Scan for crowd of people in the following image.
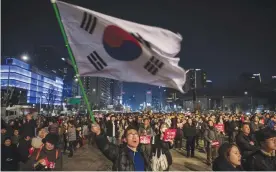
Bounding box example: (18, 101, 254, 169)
(1, 111, 276, 171)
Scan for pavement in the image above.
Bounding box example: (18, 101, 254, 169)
(63, 143, 211, 171)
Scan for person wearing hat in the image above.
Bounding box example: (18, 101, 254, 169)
(244, 127, 276, 171)
(28, 133, 62, 171)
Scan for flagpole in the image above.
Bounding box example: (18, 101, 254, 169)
(50, 0, 95, 123)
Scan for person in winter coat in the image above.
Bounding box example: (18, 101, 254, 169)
(139, 118, 154, 159)
(1, 137, 19, 171)
(212, 143, 243, 171)
(92, 124, 151, 171)
(20, 114, 36, 138)
(228, 117, 239, 143)
(18, 133, 32, 170)
(183, 118, 197, 157)
(175, 118, 184, 149)
(28, 133, 63, 171)
(204, 120, 221, 165)
(18, 133, 32, 162)
(195, 117, 203, 149)
(67, 120, 76, 158)
(1, 126, 9, 144)
(48, 120, 59, 135)
(244, 127, 276, 171)
(11, 129, 20, 146)
(118, 119, 128, 144)
(151, 123, 173, 171)
(106, 116, 119, 144)
(235, 123, 258, 159)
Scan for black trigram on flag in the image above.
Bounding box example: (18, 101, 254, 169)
(80, 12, 98, 34)
(87, 51, 108, 71)
(130, 32, 151, 49)
(144, 56, 164, 75)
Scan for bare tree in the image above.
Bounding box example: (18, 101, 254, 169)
(2, 87, 15, 107)
(43, 85, 58, 112)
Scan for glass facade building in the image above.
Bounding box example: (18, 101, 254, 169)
(1, 58, 63, 105)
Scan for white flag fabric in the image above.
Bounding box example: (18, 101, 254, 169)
(56, 1, 186, 92)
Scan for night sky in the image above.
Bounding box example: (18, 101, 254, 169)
(2, 0, 276, 99)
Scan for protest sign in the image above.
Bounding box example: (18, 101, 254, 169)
(215, 124, 225, 132)
(163, 129, 177, 142)
(140, 135, 151, 144)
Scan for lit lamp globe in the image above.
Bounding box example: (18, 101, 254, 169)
(22, 55, 29, 61)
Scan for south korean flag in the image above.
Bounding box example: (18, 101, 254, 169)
(56, 0, 186, 92)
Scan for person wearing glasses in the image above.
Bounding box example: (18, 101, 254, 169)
(244, 127, 276, 171)
(91, 124, 151, 171)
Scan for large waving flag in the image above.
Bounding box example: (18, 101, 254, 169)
(56, 1, 186, 93)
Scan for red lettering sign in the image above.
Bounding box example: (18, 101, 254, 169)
(163, 129, 177, 142)
(140, 135, 151, 144)
(215, 124, 225, 132)
(211, 140, 220, 147)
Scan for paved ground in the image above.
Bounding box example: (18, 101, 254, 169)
(63, 143, 211, 171)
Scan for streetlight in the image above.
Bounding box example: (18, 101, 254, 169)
(21, 55, 29, 61)
(61, 57, 65, 61)
(75, 78, 78, 82)
(253, 73, 262, 83)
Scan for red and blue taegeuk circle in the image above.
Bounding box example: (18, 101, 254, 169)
(103, 25, 142, 61)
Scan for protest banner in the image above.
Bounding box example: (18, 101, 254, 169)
(140, 135, 151, 144)
(163, 129, 177, 142)
(215, 124, 225, 132)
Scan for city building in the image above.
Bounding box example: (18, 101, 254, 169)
(63, 79, 80, 99)
(184, 69, 207, 92)
(238, 72, 262, 90)
(145, 89, 152, 107)
(71, 80, 80, 97)
(152, 96, 160, 110)
(110, 79, 123, 105)
(165, 88, 183, 110)
(1, 57, 63, 105)
(80, 76, 111, 109)
(182, 88, 272, 112)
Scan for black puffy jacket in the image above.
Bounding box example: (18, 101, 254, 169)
(235, 132, 258, 158)
(244, 150, 276, 171)
(95, 133, 151, 171)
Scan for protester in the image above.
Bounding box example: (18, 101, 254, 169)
(244, 127, 276, 171)
(1, 137, 19, 171)
(30, 133, 62, 171)
(18, 133, 32, 169)
(92, 124, 151, 171)
(183, 118, 196, 157)
(106, 116, 118, 144)
(204, 120, 221, 165)
(151, 123, 173, 171)
(212, 143, 243, 171)
(236, 123, 258, 159)
(67, 120, 76, 158)
(11, 129, 20, 146)
(139, 118, 154, 159)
